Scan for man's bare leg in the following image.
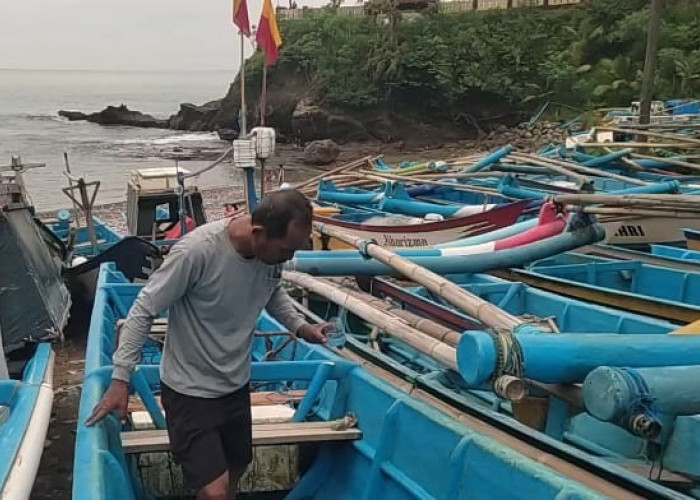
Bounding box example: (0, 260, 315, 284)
(228, 466, 247, 500)
(197, 471, 230, 500)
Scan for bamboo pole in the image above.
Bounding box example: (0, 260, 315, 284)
(293, 155, 377, 191)
(578, 207, 700, 219)
(311, 222, 523, 331)
(283, 271, 458, 369)
(511, 153, 650, 186)
(353, 171, 502, 196)
(629, 153, 700, 173)
(337, 283, 463, 347)
(507, 153, 590, 184)
(596, 127, 700, 146)
(576, 142, 698, 149)
(554, 193, 700, 206)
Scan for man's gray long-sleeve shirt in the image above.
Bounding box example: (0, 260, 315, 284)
(112, 219, 307, 398)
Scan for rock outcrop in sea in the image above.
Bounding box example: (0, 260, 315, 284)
(58, 105, 169, 128)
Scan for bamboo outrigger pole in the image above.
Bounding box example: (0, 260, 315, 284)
(283, 271, 458, 369)
(311, 222, 524, 331)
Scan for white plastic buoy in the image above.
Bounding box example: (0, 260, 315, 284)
(252, 127, 276, 160)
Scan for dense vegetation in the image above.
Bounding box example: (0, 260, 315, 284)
(245, 0, 700, 120)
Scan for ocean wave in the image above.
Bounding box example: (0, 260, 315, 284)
(115, 132, 221, 145)
(153, 132, 221, 144)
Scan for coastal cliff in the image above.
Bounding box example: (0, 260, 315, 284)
(60, 0, 700, 146)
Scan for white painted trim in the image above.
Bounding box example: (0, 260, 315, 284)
(2, 350, 55, 500)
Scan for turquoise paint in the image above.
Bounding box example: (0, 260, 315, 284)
(528, 252, 700, 308)
(584, 365, 700, 421)
(73, 264, 611, 500)
(457, 331, 700, 386)
(461, 145, 514, 173)
(0, 343, 53, 492)
(289, 223, 605, 276)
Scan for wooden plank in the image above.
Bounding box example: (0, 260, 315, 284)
(128, 390, 308, 414)
(122, 423, 362, 454)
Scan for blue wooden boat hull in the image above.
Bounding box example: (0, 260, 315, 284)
(306, 275, 693, 497)
(0, 344, 54, 499)
(528, 253, 700, 310)
(73, 264, 624, 499)
(347, 275, 700, 489)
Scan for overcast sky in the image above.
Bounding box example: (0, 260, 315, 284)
(0, 0, 330, 71)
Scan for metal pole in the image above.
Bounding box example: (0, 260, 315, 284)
(260, 63, 267, 126)
(240, 32, 248, 136)
(77, 178, 98, 251)
(63, 152, 80, 226)
(639, 0, 664, 127)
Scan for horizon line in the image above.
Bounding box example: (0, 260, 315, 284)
(0, 67, 235, 73)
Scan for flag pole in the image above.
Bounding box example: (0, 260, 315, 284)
(239, 31, 247, 136)
(260, 63, 267, 126)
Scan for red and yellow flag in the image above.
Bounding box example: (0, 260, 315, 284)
(256, 0, 283, 66)
(233, 0, 251, 37)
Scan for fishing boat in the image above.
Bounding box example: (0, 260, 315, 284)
(492, 252, 700, 323)
(1, 159, 67, 499)
(71, 263, 647, 499)
(576, 244, 700, 271)
(311, 197, 530, 250)
(290, 266, 700, 497)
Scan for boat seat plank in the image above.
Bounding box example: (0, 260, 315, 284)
(122, 422, 362, 453)
(127, 390, 307, 414)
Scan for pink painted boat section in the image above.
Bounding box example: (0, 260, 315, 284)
(494, 203, 568, 251)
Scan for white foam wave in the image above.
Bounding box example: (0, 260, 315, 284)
(152, 132, 221, 144)
(115, 132, 221, 145)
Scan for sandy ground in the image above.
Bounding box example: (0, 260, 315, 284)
(31, 336, 86, 499)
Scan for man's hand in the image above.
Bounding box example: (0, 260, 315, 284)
(296, 323, 335, 344)
(86, 379, 129, 426)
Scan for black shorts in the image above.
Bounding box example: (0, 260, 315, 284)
(160, 383, 253, 491)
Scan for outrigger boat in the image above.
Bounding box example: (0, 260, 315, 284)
(288, 267, 700, 496)
(1, 158, 67, 499)
(492, 252, 700, 323)
(74, 263, 682, 499)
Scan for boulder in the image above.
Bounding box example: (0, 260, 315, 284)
(168, 100, 222, 131)
(303, 140, 340, 165)
(291, 100, 369, 144)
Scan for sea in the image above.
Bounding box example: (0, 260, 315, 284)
(0, 69, 238, 211)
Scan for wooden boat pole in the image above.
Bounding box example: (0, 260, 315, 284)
(336, 283, 463, 347)
(507, 153, 590, 185)
(311, 222, 524, 331)
(510, 153, 650, 186)
(595, 126, 700, 146)
(574, 142, 698, 149)
(579, 207, 700, 219)
(283, 271, 458, 369)
(629, 153, 700, 173)
(293, 155, 377, 191)
(354, 171, 502, 196)
(554, 193, 700, 207)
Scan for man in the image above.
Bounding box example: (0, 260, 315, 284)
(87, 189, 332, 500)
